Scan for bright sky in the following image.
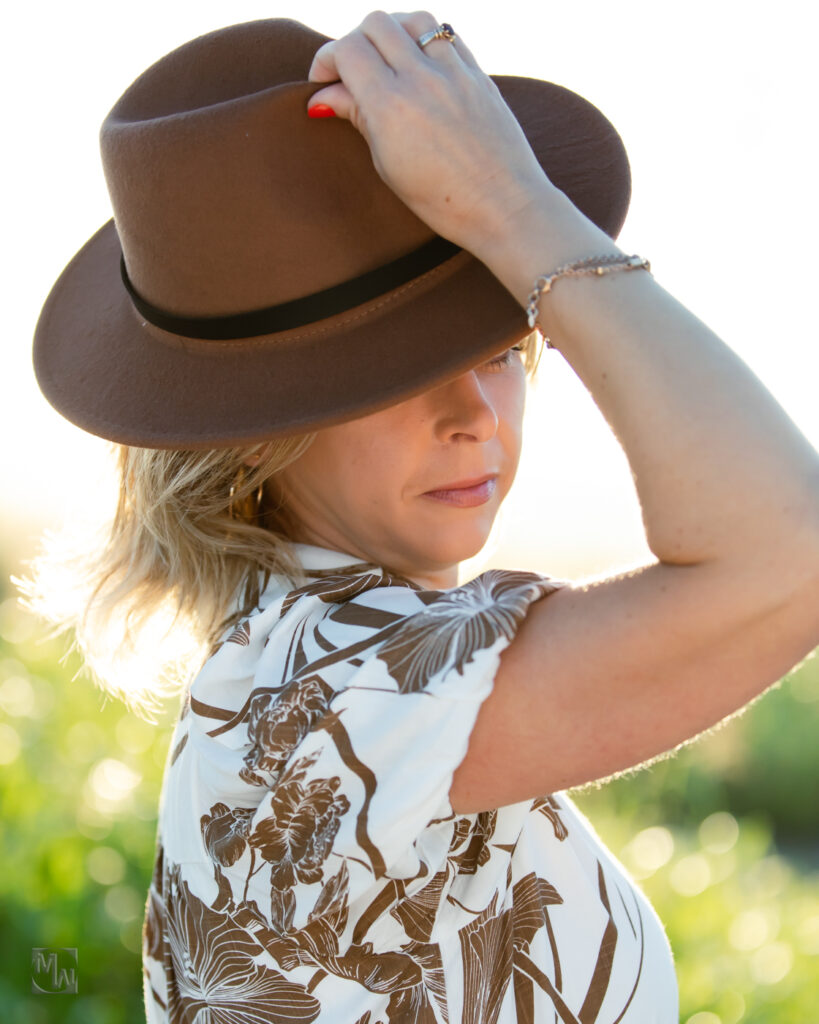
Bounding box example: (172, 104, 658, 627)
(4, 0, 817, 582)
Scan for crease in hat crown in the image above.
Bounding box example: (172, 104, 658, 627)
(101, 18, 443, 324)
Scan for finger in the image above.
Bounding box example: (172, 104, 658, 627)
(395, 11, 462, 69)
(307, 81, 357, 122)
(307, 19, 397, 84)
(392, 11, 483, 73)
(308, 39, 343, 84)
(357, 10, 462, 72)
(306, 31, 392, 122)
(353, 10, 434, 72)
(311, 45, 339, 84)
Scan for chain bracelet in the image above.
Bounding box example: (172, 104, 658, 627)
(525, 254, 652, 348)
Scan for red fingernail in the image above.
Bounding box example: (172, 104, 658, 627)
(308, 103, 337, 118)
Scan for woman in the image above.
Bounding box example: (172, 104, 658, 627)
(27, 12, 819, 1024)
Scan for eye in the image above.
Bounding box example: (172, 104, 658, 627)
(486, 343, 525, 369)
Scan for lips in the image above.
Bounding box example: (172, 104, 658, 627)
(421, 473, 498, 508)
(424, 473, 498, 492)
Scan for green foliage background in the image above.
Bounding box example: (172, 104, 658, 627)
(1, 575, 817, 1023)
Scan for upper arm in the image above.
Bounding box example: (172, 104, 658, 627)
(449, 551, 819, 815)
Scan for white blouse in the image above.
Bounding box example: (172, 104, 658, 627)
(142, 542, 679, 1022)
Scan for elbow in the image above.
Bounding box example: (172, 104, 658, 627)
(731, 488, 819, 587)
(797, 485, 819, 580)
(770, 519, 819, 610)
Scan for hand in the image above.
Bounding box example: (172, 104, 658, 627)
(307, 10, 553, 257)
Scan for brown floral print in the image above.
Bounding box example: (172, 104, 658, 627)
(281, 569, 419, 619)
(533, 795, 570, 841)
(375, 570, 560, 695)
(162, 858, 322, 1023)
(240, 678, 334, 787)
(448, 810, 499, 875)
(227, 620, 252, 646)
(249, 752, 350, 890)
(201, 803, 256, 868)
(142, 547, 677, 1023)
(390, 868, 451, 944)
(459, 892, 515, 1024)
(143, 843, 166, 965)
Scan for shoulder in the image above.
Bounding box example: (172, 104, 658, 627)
(280, 564, 564, 619)
(276, 565, 568, 694)
(197, 564, 567, 710)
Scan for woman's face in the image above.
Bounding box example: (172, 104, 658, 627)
(271, 345, 528, 589)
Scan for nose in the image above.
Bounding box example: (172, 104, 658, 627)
(430, 369, 499, 443)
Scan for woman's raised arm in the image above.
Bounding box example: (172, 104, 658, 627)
(450, 170, 819, 810)
(308, 11, 819, 811)
(472, 180, 819, 571)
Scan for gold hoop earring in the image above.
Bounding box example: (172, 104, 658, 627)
(228, 465, 245, 519)
(229, 467, 264, 521)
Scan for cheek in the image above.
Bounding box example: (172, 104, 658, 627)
(307, 422, 404, 508)
(493, 372, 527, 449)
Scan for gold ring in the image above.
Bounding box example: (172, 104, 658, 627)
(417, 23, 457, 49)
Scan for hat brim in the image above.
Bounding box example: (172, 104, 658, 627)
(33, 75, 631, 449)
(34, 219, 538, 448)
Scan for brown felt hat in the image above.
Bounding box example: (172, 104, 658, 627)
(33, 17, 632, 450)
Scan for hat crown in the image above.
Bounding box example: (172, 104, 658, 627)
(108, 19, 325, 122)
(100, 18, 435, 319)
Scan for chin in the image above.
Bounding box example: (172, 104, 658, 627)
(417, 521, 495, 569)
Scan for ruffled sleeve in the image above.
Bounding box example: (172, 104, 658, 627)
(193, 566, 567, 944)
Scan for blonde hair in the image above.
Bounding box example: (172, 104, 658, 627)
(19, 331, 543, 721)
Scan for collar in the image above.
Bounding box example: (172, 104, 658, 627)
(254, 544, 424, 616)
(290, 542, 375, 574)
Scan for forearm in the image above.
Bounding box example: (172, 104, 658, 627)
(473, 179, 819, 570)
